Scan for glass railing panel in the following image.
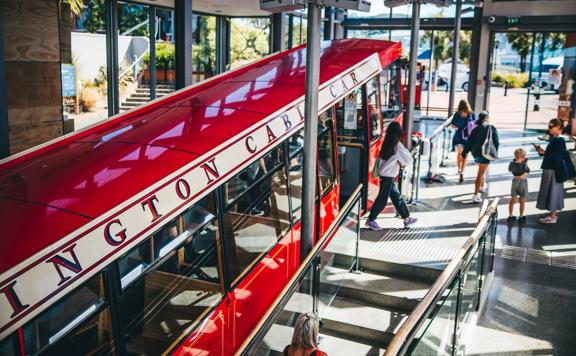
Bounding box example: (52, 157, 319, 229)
(253, 267, 315, 355)
(457, 245, 481, 332)
(409, 279, 459, 355)
(317, 199, 361, 318)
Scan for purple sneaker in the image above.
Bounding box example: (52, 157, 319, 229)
(365, 220, 382, 231)
(404, 217, 417, 228)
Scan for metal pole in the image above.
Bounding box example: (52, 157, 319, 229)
(105, 0, 119, 116)
(448, 0, 462, 118)
(426, 30, 434, 117)
(175, 0, 193, 89)
(524, 33, 537, 131)
(300, 1, 321, 261)
(149, 6, 156, 100)
(405, 1, 421, 150)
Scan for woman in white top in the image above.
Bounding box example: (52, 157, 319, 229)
(366, 122, 417, 231)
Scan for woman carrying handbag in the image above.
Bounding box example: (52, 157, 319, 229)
(535, 118, 574, 224)
(365, 122, 417, 231)
(462, 111, 499, 203)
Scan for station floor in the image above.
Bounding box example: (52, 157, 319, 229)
(367, 123, 576, 355)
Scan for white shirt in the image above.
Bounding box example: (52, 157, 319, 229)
(378, 142, 413, 177)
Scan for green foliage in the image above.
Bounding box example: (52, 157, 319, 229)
(61, 0, 84, 16)
(230, 18, 270, 68)
(422, 31, 472, 68)
(505, 33, 533, 72)
(492, 72, 529, 88)
(143, 43, 176, 70)
(81, 0, 105, 33)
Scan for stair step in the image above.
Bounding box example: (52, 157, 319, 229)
(320, 296, 408, 349)
(126, 97, 150, 103)
(321, 266, 431, 312)
(333, 254, 442, 284)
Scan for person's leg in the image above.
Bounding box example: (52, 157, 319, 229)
(519, 197, 525, 216)
(368, 177, 394, 221)
(475, 164, 488, 194)
(456, 146, 463, 172)
(509, 196, 516, 216)
(388, 180, 410, 219)
(550, 210, 557, 219)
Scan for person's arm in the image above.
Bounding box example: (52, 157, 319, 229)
(524, 161, 531, 174)
(508, 161, 514, 173)
(396, 142, 413, 167)
(462, 127, 477, 157)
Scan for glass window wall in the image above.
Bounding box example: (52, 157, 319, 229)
(230, 18, 271, 69)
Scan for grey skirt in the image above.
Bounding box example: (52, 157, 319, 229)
(536, 169, 565, 211)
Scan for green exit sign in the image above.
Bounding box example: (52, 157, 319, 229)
(506, 17, 520, 25)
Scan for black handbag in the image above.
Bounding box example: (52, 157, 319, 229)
(555, 150, 576, 183)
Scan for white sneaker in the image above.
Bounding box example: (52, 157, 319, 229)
(472, 194, 482, 203)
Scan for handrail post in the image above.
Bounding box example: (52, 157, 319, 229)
(414, 144, 422, 202)
(354, 199, 361, 273)
(451, 271, 464, 356)
(440, 124, 447, 167)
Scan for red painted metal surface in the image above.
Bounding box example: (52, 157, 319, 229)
(0, 39, 400, 276)
(0, 39, 402, 355)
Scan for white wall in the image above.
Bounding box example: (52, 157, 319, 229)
(71, 32, 149, 82)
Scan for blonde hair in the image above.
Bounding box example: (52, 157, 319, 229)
(514, 148, 527, 160)
(291, 313, 319, 350)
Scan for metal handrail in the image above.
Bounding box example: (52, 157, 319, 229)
(235, 184, 364, 355)
(384, 198, 499, 356)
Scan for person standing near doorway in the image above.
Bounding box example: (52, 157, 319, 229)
(535, 118, 568, 224)
(451, 99, 476, 183)
(365, 122, 417, 230)
(462, 111, 500, 203)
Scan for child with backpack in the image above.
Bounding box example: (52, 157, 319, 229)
(451, 100, 476, 184)
(508, 148, 530, 223)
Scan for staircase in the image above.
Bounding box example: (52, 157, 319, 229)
(260, 253, 441, 355)
(120, 83, 175, 111)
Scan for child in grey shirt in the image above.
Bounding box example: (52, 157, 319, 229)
(508, 148, 530, 222)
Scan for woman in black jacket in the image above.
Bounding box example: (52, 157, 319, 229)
(462, 111, 499, 203)
(535, 118, 567, 224)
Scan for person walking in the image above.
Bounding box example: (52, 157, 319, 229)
(283, 313, 327, 356)
(365, 122, 417, 231)
(535, 118, 568, 224)
(451, 99, 476, 183)
(462, 111, 500, 203)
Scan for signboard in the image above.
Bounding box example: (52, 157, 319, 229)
(61, 64, 76, 97)
(61, 64, 78, 114)
(344, 99, 357, 130)
(549, 68, 561, 88)
(506, 17, 520, 25)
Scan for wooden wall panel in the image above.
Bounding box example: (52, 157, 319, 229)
(3, 0, 60, 62)
(3, 0, 63, 154)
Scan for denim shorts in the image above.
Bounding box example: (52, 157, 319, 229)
(474, 156, 491, 164)
(511, 178, 528, 198)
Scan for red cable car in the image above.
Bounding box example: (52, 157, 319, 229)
(0, 39, 402, 355)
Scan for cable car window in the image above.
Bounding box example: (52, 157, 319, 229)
(121, 198, 223, 353)
(223, 163, 291, 284)
(335, 89, 364, 144)
(23, 273, 114, 356)
(380, 64, 402, 120)
(224, 146, 284, 205)
(366, 77, 382, 142)
(318, 110, 336, 194)
(0, 332, 19, 355)
(119, 239, 152, 289)
(288, 129, 304, 222)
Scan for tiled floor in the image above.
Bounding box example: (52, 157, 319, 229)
(368, 121, 576, 355)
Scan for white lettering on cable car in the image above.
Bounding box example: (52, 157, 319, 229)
(0, 53, 381, 338)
